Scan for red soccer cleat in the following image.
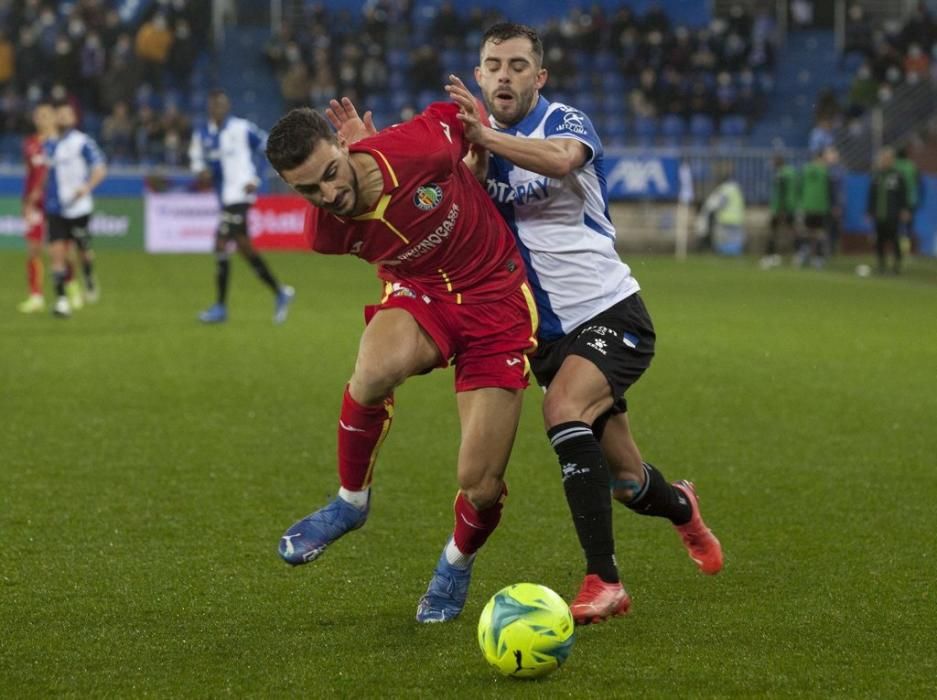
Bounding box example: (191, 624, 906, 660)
(569, 574, 632, 625)
(672, 480, 723, 575)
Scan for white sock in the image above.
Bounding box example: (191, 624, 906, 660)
(338, 486, 370, 510)
(444, 538, 475, 569)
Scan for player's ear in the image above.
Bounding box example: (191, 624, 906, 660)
(536, 67, 548, 91)
(474, 65, 482, 86)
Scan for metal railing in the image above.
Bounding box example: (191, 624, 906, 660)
(835, 78, 937, 170)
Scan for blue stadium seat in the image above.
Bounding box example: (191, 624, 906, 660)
(659, 114, 685, 145)
(632, 115, 657, 146)
(416, 90, 438, 109)
(388, 71, 408, 91)
(604, 119, 628, 146)
(689, 114, 714, 143)
(720, 114, 747, 140)
(388, 49, 409, 70)
(601, 72, 626, 92)
(574, 92, 598, 114)
(440, 49, 461, 72)
(594, 51, 616, 72)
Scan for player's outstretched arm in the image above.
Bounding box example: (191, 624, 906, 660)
(446, 74, 586, 180)
(325, 97, 377, 145)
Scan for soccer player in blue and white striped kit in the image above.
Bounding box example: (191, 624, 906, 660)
(190, 90, 294, 324)
(446, 23, 724, 623)
(44, 102, 107, 317)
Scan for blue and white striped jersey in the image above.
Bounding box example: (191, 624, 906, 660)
(44, 129, 106, 219)
(485, 96, 639, 342)
(189, 116, 267, 206)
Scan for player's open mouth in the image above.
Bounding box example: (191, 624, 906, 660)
(495, 90, 515, 106)
(334, 193, 347, 211)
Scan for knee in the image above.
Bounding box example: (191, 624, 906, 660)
(542, 389, 588, 429)
(459, 473, 504, 510)
(348, 356, 405, 406)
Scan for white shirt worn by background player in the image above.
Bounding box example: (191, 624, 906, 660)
(188, 116, 267, 206)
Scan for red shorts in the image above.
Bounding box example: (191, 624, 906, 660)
(24, 208, 44, 242)
(365, 282, 539, 393)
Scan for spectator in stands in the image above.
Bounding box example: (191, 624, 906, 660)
(308, 46, 337, 108)
(168, 18, 197, 88)
(101, 33, 140, 113)
(14, 27, 42, 91)
(279, 45, 311, 110)
(808, 117, 835, 155)
(263, 20, 294, 76)
(135, 12, 173, 91)
(0, 30, 13, 87)
(867, 147, 910, 274)
(432, 1, 462, 48)
(51, 33, 80, 94)
(78, 32, 106, 113)
(847, 63, 879, 118)
(842, 4, 874, 63)
(409, 44, 441, 94)
(715, 71, 737, 122)
(903, 43, 930, 82)
(360, 45, 389, 95)
(101, 100, 135, 163)
(134, 103, 163, 163)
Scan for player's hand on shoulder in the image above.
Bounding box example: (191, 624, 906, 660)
(326, 97, 377, 145)
(445, 74, 486, 145)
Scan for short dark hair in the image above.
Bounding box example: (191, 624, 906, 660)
(266, 108, 336, 173)
(480, 22, 543, 66)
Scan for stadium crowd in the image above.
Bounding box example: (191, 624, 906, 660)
(263, 1, 779, 145)
(841, 2, 937, 120)
(0, 0, 209, 165)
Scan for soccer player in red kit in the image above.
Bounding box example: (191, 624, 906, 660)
(265, 101, 538, 623)
(18, 102, 57, 314)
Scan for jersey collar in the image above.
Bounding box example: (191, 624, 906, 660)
(491, 95, 549, 137)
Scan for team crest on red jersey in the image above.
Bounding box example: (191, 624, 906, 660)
(413, 183, 443, 211)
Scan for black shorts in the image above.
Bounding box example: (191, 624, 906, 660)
(803, 213, 828, 231)
(47, 214, 92, 248)
(771, 212, 795, 229)
(530, 293, 656, 414)
(217, 203, 250, 239)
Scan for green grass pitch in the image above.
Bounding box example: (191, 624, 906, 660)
(2, 250, 936, 697)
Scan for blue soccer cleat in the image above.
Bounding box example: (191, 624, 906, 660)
(415, 539, 474, 623)
(279, 494, 369, 565)
(273, 285, 295, 324)
(199, 303, 227, 324)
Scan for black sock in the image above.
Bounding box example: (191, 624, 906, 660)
(53, 270, 66, 297)
(548, 421, 618, 584)
(248, 255, 279, 294)
(625, 462, 692, 525)
(216, 255, 230, 304)
(82, 261, 95, 290)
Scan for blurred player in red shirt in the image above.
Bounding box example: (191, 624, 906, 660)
(265, 100, 538, 623)
(18, 102, 56, 313)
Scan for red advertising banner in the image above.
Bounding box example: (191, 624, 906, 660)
(248, 195, 311, 251)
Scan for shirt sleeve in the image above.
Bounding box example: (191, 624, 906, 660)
(81, 138, 107, 167)
(188, 129, 204, 172)
(543, 105, 602, 165)
(247, 121, 267, 152)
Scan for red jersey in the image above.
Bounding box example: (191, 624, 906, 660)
(23, 134, 47, 206)
(310, 102, 526, 304)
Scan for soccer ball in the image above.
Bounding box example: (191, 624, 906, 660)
(477, 583, 575, 679)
